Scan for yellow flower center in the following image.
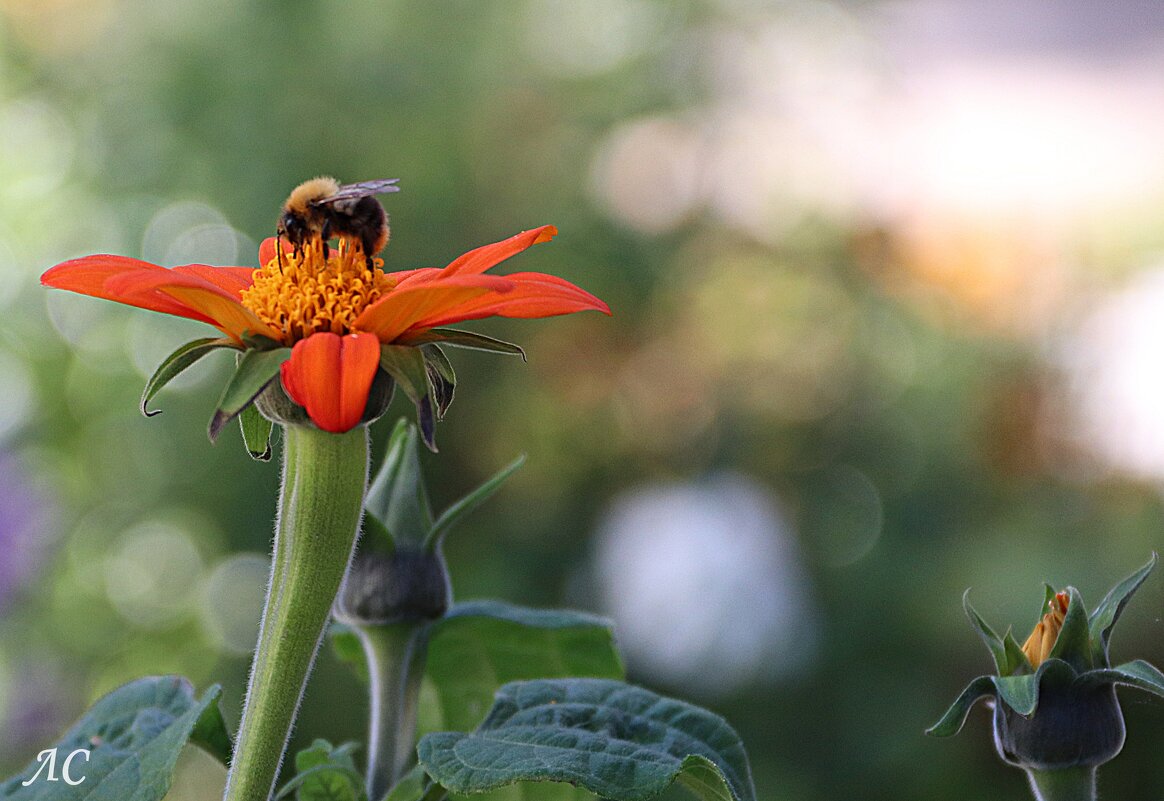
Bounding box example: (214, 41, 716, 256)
(1021, 590, 1069, 668)
(240, 239, 396, 343)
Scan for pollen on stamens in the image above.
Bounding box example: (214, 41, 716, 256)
(240, 239, 396, 343)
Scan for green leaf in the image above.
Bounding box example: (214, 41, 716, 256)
(380, 346, 437, 451)
(424, 602, 624, 733)
(421, 345, 455, 420)
(276, 739, 366, 801)
(926, 675, 996, 737)
(1088, 553, 1157, 665)
(189, 694, 233, 766)
(332, 602, 624, 732)
(329, 622, 370, 685)
(239, 404, 274, 461)
(400, 328, 525, 361)
(382, 764, 428, 801)
(418, 679, 755, 801)
(1081, 659, 1164, 698)
(208, 347, 291, 442)
(447, 783, 593, 801)
(427, 455, 525, 546)
(365, 418, 434, 550)
(1047, 587, 1091, 673)
(140, 337, 236, 417)
(0, 676, 229, 800)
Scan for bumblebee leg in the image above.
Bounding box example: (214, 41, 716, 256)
(362, 232, 376, 270)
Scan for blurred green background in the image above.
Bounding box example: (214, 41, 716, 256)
(3, 0, 1164, 799)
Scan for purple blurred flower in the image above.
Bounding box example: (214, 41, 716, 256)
(0, 451, 52, 614)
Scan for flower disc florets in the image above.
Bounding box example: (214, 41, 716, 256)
(240, 239, 395, 344)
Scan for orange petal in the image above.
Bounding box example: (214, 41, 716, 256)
(175, 264, 255, 296)
(258, 237, 297, 266)
(441, 225, 557, 276)
(41, 255, 219, 326)
(279, 332, 381, 433)
(104, 268, 281, 343)
(407, 271, 610, 330)
(353, 274, 515, 343)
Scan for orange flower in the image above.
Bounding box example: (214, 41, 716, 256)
(42, 225, 609, 438)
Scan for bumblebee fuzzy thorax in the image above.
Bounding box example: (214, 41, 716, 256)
(285, 176, 340, 213)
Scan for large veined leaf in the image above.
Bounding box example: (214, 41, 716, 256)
(276, 740, 366, 801)
(0, 676, 229, 801)
(424, 602, 624, 733)
(418, 679, 755, 801)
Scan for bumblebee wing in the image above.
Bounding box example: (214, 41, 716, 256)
(313, 179, 400, 206)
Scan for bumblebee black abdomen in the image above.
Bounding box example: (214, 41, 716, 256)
(324, 196, 389, 260)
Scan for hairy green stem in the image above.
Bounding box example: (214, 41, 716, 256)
(359, 621, 430, 800)
(223, 425, 369, 801)
(1025, 768, 1098, 801)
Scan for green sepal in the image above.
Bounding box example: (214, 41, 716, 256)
(929, 659, 1085, 737)
(421, 345, 455, 420)
(418, 678, 755, 801)
(0, 676, 230, 800)
(380, 345, 437, 452)
(239, 404, 274, 461)
(365, 418, 433, 550)
(275, 739, 366, 801)
(427, 454, 524, 546)
(141, 337, 236, 417)
(1088, 553, 1158, 666)
(400, 328, 526, 361)
(1047, 587, 1092, 673)
(241, 332, 285, 351)
(208, 347, 291, 442)
(1002, 628, 1028, 676)
(927, 675, 997, 736)
(963, 590, 1013, 675)
(1079, 659, 1164, 698)
(998, 658, 1079, 717)
(1042, 583, 1056, 616)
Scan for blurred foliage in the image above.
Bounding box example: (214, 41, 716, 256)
(2, 1, 1164, 800)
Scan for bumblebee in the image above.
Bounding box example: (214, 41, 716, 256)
(277, 177, 400, 266)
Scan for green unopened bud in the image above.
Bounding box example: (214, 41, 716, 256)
(993, 677, 1125, 770)
(334, 546, 451, 626)
(930, 555, 1164, 801)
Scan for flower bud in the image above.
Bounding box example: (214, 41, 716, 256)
(333, 546, 451, 626)
(993, 680, 1125, 770)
